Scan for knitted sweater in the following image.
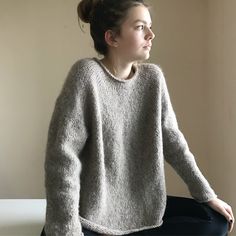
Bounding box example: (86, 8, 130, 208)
(44, 58, 217, 236)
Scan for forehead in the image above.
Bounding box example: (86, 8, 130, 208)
(124, 5, 152, 25)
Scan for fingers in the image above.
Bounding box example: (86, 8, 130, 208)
(219, 202, 234, 232)
(225, 204, 234, 232)
(225, 204, 234, 222)
(207, 198, 234, 232)
(222, 204, 233, 222)
(222, 201, 234, 232)
(229, 219, 234, 233)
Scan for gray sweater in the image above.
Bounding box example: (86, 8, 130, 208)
(44, 58, 217, 236)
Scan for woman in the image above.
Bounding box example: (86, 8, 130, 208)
(41, 0, 234, 235)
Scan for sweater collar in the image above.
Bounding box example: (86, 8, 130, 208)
(93, 57, 139, 84)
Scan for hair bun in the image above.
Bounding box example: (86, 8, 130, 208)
(77, 0, 101, 23)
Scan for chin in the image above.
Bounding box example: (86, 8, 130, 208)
(129, 53, 150, 63)
(145, 54, 150, 60)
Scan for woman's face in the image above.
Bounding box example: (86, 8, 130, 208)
(114, 5, 155, 63)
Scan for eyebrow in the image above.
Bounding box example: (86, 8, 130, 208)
(133, 19, 152, 25)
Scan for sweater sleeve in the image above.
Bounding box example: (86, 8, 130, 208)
(44, 63, 88, 236)
(160, 70, 217, 203)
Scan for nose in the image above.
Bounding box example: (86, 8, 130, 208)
(145, 27, 155, 41)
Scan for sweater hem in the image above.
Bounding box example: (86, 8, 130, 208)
(80, 216, 163, 235)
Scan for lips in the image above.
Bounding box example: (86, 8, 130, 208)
(143, 44, 152, 50)
(143, 42, 152, 48)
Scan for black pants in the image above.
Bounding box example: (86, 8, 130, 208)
(40, 196, 228, 236)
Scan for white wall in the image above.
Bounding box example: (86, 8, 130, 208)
(206, 1, 236, 234)
(0, 0, 95, 198)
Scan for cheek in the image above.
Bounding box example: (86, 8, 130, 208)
(118, 31, 142, 50)
(126, 36, 141, 48)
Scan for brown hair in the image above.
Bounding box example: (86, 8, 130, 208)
(77, 0, 149, 55)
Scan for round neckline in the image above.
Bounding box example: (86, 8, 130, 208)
(93, 57, 138, 83)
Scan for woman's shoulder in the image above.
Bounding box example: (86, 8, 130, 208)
(65, 57, 102, 86)
(138, 62, 164, 77)
(70, 57, 100, 75)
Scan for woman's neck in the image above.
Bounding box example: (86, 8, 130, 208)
(100, 56, 134, 80)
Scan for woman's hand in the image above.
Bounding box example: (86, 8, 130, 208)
(100, 198, 235, 235)
(207, 198, 234, 233)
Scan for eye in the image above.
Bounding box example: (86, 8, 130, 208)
(136, 25, 145, 30)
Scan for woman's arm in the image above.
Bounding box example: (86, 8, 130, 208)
(159, 69, 234, 232)
(160, 71, 216, 202)
(44, 64, 88, 236)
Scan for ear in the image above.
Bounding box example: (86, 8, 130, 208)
(104, 30, 119, 47)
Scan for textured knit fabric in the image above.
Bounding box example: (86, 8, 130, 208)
(44, 58, 217, 236)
